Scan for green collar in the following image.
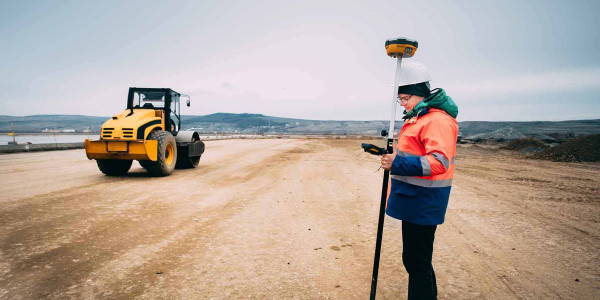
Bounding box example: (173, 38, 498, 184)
(402, 88, 458, 120)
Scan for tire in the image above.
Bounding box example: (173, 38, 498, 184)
(96, 159, 132, 176)
(145, 130, 177, 176)
(175, 143, 201, 169)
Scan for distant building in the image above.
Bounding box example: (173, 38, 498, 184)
(42, 128, 60, 133)
(61, 129, 76, 133)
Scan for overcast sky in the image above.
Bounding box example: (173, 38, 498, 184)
(1, 0, 599, 121)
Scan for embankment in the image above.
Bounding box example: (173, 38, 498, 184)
(0, 142, 84, 153)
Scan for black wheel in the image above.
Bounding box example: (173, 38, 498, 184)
(144, 130, 177, 176)
(188, 156, 201, 167)
(176, 150, 201, 169)
(175, 137, 201, 169)
(96, 159, 132, 176)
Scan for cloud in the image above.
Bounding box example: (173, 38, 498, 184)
(442, 68, 600, 100)
(181, 68, 326, 101)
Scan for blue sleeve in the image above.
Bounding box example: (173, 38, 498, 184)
(390, 155, 423, 176)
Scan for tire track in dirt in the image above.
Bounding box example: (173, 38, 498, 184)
(0, 139, 305, 299)
(442, 202, 563, 299)
(449, 145, 600, 299)
(2, 141, 599, 299)
(455, 147, 600, 245)
(78, 141, 315, 299)
(134, 139, 382, 299)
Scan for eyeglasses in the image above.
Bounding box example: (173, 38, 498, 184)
(397, 95, 413, 103)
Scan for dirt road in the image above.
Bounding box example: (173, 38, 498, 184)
(0, 139, 598, 299)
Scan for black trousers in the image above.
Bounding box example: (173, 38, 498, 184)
(402, 221, 438, 300)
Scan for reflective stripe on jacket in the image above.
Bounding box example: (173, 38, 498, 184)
(385, 108, 458, 225)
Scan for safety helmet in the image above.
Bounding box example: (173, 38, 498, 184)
(396, 61, 431, 87)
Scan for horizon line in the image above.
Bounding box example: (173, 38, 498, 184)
(1, 113, 599, 123)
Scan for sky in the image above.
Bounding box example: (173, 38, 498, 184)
(1, 0, 599, 121)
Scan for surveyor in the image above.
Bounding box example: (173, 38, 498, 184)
(380, 61, 458, 299)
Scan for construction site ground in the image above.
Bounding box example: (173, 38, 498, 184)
(0, 139, 598, 299)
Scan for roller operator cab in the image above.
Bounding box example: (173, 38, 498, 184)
(85, 87, 205, 176)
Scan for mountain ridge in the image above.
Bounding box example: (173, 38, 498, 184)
(2, 113, 600, 141)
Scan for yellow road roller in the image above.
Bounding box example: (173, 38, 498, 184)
(85, 87, 205, 176)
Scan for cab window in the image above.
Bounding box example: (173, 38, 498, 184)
(134, 91, 166, 109)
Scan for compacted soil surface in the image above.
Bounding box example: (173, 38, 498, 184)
(0, 139, 598, 299)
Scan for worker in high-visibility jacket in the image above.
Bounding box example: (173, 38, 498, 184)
(381, 61, 458, 300)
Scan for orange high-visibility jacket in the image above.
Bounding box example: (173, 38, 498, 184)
(386, 108, 458, 225)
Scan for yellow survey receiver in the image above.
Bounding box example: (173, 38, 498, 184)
(385, 38, 418, 58)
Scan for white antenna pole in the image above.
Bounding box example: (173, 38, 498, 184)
(387, 57, 403, 140)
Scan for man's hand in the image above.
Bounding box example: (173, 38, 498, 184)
(381, 153, 395, 171)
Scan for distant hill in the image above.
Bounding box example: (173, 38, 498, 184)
(0, 114, 388, 135)
(459, 120, 600, 141)
(459, 120, 600, 135)
(181, 113, 388, 135)
(467, 127, 526, 142)
(0, 115, 108, 133)
(2, 114, 600, 141)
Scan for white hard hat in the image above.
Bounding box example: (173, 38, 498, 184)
(396, 61, 431, 87)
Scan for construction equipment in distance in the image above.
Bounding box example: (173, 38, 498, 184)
(85, 87, 205, 176)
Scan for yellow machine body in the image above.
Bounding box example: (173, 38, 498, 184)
(84, 109, 165, 161)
